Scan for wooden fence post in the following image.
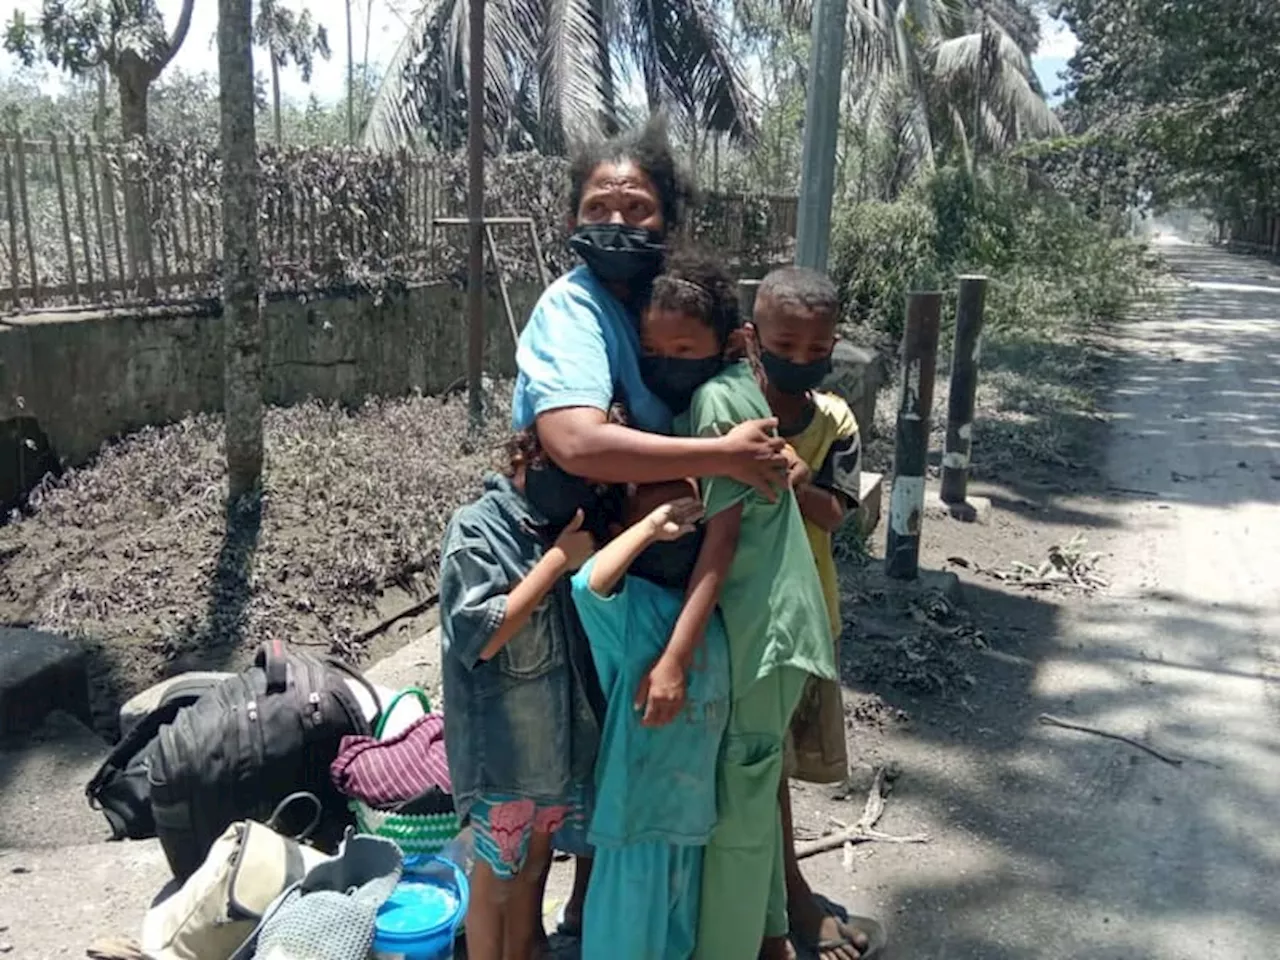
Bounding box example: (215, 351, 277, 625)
(83, 136, 112, 299)
(13, 134, 39, 307)
(3, 141, 20, 310)
(67, 135, 97, 300)
(50, 136, 80, 301)
(885, 291, 942, 580)
(940, 275, 989, 506)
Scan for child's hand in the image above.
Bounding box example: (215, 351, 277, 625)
(553, 509, 595, 571)
(634, 654, 687, 728)
(782, 444, 812, 489)
(645, 497, 704, 542)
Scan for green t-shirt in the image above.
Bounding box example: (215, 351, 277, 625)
(675, 361, 838, 697)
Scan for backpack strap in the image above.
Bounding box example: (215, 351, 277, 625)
(324, 656, 383, 733)
(255, 640, 290, 693)
(85, 695, 190, 806)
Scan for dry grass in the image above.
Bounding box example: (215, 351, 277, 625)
(0, 384, 513, 722)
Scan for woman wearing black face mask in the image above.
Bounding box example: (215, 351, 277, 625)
(511, 115, 789, 505)
(509, 114, 790, 940)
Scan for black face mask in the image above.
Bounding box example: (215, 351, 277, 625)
(639, 355, 724, 414)
(524, 461, 599, 536)
(759, 350, 833, 396)
(568, 224, 666, 286)
(630, 527, 706, 590)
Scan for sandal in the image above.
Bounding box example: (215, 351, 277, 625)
(553, 901, 582, 938)
(816, 915, 887, 959)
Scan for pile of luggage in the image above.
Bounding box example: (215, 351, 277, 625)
(85, 641, 467, 960)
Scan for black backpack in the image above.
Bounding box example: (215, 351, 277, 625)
(85, 675, 222, 841)
(148, 640, 378, 881)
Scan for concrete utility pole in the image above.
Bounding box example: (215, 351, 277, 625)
(886, 292, 942, 580)
(466, 0, 486, 429)
(794, 0, 846, 272)
(940, 275, 989, 505)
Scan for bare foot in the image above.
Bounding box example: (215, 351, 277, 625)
(759, 934, 797, 960)
(789, 894, 870, 960)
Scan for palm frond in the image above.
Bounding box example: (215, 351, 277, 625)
(363, 0, 453, 151)
(627, 0, 758, 144)
(540, 0, 609, 149)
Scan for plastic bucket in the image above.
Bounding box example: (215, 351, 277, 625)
(372, 855, 470, 960)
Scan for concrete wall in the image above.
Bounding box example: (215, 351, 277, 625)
(0, 273, 883, 509)
(0, 282, 538, 506)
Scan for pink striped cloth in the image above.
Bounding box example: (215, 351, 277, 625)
(330, 713, 452, 809)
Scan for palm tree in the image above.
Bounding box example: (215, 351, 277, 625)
(781, 0, 1060, 195)
(220, 0, 264, 497)
(361, 0, 756, 154)
(253, 0, 331, 144)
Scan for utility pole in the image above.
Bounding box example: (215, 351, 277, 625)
(345, 0, 354, 142)
(794, 0, 846, 271)
(466, 0, 486, 429)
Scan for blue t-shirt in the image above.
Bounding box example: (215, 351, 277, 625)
(512, 266, 672, 435)
(570, 558, 730, 848)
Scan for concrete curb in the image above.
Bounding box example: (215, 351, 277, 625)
(0, 626, 91, 737)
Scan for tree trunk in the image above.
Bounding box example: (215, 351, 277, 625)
(117, 63, 156, 297)
(95, 66, 108, 137)
(345, 0, 355, 143)
(219, 0, 264, 499)
(271, 56, 283, 144)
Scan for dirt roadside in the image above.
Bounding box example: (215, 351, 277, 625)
(795, 243, 1280, 959)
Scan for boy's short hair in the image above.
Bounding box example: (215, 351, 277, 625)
(646, 247, 740, 347)
(757, 266, 839, 321)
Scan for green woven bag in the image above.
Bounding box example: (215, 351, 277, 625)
(350, 687, 461, 856)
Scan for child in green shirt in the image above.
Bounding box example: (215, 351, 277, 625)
(636, 250, 838, 960)
(751, 266, 883, 960)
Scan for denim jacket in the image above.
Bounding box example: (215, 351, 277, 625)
(439, 474, 602, 821)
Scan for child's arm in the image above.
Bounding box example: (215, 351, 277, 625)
(795, 483, 848, 533)
(789, 427, 862, 534)
(636, 502, 741, 728)
(536, 407, 787, 500)
(587, 497, 704, 597)
(477, 511, 596, 661)
(442, 510, 596, 668)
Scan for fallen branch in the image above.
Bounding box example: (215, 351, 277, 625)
(1037, 713, 1183, 767)
(796, 767, 930, 860)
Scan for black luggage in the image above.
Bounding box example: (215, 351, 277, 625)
(85, 675, 221, 840)
(148, 640, 377, 880)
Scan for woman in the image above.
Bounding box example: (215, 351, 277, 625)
(513, 117, 878, 960)
(512, 115, 787, 494)
(511, 115, 788, 944)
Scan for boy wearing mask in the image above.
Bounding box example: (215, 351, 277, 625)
(747, 267, 883, 960)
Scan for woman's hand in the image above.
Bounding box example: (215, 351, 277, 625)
(644, 497, 704, 542)
(719, 418, 788, 500)
(634, 653, 688, 727)
(551, 510, 595, 571)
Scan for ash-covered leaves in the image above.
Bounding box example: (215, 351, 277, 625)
(0, 385, 512, 696)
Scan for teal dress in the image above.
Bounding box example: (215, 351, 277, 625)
(570, 560, 731, 960)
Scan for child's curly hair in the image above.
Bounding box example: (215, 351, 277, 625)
(645, 246, 740, 348)
(503, 403, 630, 477)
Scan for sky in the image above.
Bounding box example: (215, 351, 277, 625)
(6, 0, 1078, 110)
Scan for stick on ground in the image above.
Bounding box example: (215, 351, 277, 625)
(796, 766, 929, 860)
(1037, 712, 1184, 767)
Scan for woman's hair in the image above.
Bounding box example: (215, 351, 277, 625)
(647, 247, 740, 347)
(568, 114, 693, 232)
